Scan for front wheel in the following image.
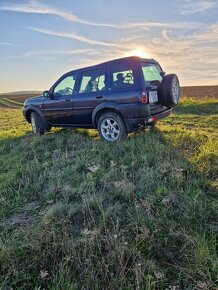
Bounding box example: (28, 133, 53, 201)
(31, 112, 45, 135)
(97, 112, 127, 142)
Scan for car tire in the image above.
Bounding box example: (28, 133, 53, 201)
(30, 112, 45, 135)
(46, 126, 52, 132)
(159, 74, 180, 107)
(97, 112, 127, 142)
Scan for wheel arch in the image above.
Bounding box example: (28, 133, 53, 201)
(26, 109, 34, 123)
(94, 108, 125, 128)
(25, 105, 49, 129)
(92, 102, 124, 128)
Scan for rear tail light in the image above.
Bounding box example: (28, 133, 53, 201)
(147, 116, 157, 123)
(139, 91, 148, 104)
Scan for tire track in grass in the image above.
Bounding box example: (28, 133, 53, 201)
(0, 98, 22, 108)
(1, 97, 23, 106)
(0, 100, 9, 108)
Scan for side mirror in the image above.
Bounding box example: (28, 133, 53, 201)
(160, 71, 166, 77)
(43, 90, 50, 98)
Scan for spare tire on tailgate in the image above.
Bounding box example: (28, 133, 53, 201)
(159, 74, 180, 107)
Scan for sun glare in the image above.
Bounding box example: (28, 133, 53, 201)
(126, 49, 149, 58)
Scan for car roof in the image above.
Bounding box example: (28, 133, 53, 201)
(66, 56, 159, 75)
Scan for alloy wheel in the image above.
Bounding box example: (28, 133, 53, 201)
(100, 118, 120, 141)
(31, 114, 37, 133)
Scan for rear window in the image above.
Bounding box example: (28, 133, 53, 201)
(141, 63, 162, 82)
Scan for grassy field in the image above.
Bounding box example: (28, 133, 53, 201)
(0, 94, 217, 289)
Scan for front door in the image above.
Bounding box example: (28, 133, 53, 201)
(43, 74, 77, 125)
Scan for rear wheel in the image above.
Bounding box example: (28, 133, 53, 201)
(97, 112, 127, 142)
(30, 112, 45, 135)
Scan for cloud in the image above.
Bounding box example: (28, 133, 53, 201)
(31, 28, 119, 47)
(5, 48, 96, 62)
(0, 41, 19, 47)
(192, 24, 218, 42)
(0, 1, 118, 28)
(23, 48, 94, 57)
(0, 2, 82, 22)
(176, 0, 217, 15)
(0, 1, 202, 30)
(92, 23, 217, 85)
(144, 25, 218, 84)
(39, 23, 217, 85)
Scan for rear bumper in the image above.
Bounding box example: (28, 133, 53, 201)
(124, 108, 172, 132)
(150, 107, 172, 121)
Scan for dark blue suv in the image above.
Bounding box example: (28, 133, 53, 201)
(23, 56, 180, 142)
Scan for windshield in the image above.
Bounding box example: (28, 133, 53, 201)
(141, 62, 162, 83)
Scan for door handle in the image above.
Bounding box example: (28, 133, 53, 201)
(96, 96, 103, 99)
(65, 99, 71, 102)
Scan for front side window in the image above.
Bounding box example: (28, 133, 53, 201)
(141, 63, 162, 82)
(79, 69, 105, 93)
(54, 74, 77, 97)
(111, 63, 135, 89)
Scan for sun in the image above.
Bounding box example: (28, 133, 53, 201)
(125, 49, 149, 58)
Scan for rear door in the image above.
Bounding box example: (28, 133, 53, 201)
(70, 68, 107, 126)
(141, 62, 166, 114)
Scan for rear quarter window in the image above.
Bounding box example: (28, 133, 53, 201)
(111, 63, 136, 89)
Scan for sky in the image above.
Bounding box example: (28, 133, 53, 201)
(0, 0, 218, 93)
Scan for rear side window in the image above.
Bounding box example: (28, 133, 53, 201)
(141, 63, 162, 82)
(79, 69, 105, 93)
(111, 63, 135, 89)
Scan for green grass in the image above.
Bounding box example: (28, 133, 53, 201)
(0, 97, 217, 289)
